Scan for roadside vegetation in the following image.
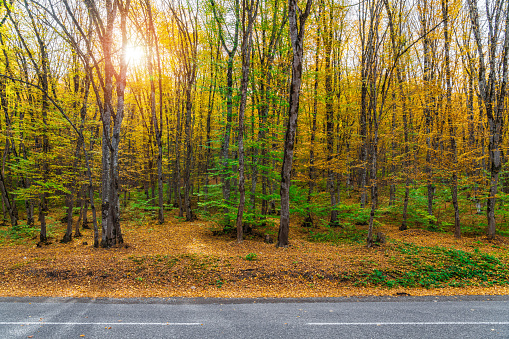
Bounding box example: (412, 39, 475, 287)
(1, 190, 508, 298)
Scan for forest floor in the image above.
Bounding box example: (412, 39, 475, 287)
(1, 208, 509, 298)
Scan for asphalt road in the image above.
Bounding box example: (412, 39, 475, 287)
(0, 296, 508, 338)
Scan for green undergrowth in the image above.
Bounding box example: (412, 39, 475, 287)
(308, 223, 368, 244)
(0, 219, 58, 245)
(355, 242, 509, 288)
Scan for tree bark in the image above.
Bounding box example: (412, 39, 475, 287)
(236, 0, 258, 243)
(210, 0, 240, 217)
(419, 0, 435, 227)
(441, 0, 460, 238)
(277, 0, 312, 248)
(322, 3, 338, 226)
(466, 0, 509, 239)
(146, 0, 164, 224)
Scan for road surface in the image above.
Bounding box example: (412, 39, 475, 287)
(0, 296, 508, 338)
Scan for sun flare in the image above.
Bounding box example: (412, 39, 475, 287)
(125, 44, 144, 66)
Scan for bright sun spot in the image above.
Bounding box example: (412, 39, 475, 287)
(126, 45, 144, 66)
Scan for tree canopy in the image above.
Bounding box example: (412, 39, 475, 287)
(1, 0, 509, 248)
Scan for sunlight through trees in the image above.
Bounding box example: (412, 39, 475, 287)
(0, 0, 509, 248)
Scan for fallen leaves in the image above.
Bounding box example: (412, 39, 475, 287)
(0, 210, 508, 298)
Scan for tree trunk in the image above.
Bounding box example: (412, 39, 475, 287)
(420, 2, 435, 227)
(307, 17, 320, 220)
(277, 0, 312, 248)
(235, 0, 258, 243)
(184, 85, 195, 222)
(173, 90, 183, 216)
(384, 0, 409, 230)
(467, 0, 509, 239)
(0, 140, 16, 228)
(203, 38, 220, 213)
(441, 0, 460, 238)
(210, 0, 240, 217)
(322, 5, 338, 226)
(146, 0, 164, 224)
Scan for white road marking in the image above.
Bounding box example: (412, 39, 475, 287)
(0, 322, 202, 326)
(308, 322, 509, 326)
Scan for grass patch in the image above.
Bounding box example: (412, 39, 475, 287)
(355, 242, 509, 288)
(244, 253, 258, 261)
(308, 223, 367, 244)
(0, 221, 57, 245)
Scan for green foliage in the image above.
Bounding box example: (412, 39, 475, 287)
(308, 223, 367, 244)
(333, 203, 384, 226)
(125, 189, 171, 224)
(244, 253, 258, 261)
(496, 191, 509, 235)
(0, 219, 57, 244)
(198, 180, 237, 228)
(214, 279, 224, 288)
(355, 242, 509, 288)
(0, 223, 38, 243)
(200, 170, 279, 232)
(405, 187, 438, 228)
(289, 184, 328, 219)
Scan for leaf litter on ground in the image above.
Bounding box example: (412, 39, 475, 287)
(0, 210, 508, 298)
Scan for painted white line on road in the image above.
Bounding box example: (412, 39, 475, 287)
(0, 322, 203, 326)
(308, 322, 509, 326)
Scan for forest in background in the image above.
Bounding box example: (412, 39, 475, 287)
(0, 0, 509, 249)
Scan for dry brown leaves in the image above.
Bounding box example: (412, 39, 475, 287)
(0, 211, 508, 298)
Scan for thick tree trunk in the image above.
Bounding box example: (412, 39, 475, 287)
(75, 187, 84, 235)
(86, 0, 131, 247)
(466, 0, 509, 239)
(277, 0, 312, 248)
(99, 1, 114, 247)
(63, 187, 75, 243)
(111, 1, 130, 246)
(111, 111, 124, 245)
